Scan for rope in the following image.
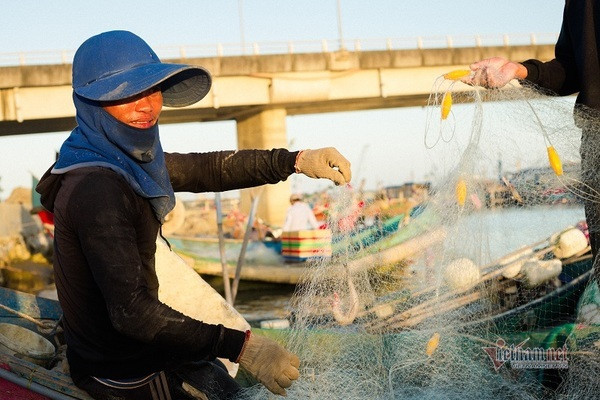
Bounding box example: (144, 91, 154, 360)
(0, 302, 60, 335)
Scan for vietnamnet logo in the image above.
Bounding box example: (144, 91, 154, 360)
(482, 338, 569, 371)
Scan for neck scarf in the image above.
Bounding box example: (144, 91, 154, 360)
(53, 94, 175, 223)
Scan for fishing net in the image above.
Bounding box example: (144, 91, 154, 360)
(234, 70, 600, 399)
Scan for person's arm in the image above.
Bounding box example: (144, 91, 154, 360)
(166, 149, 296, 193)
(463, 57, 528, 88)
(520, 9, 579, 96)
(465, 4, 578, 95)
(166, 147, 352, 193)
(69, 172, 245, 362)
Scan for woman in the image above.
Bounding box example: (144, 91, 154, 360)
(37, 30, 351, 399)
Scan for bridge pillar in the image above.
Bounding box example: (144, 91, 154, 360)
(236, 108, 290, 228)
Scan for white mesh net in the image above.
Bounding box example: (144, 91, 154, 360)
(234, 72, 600, 399)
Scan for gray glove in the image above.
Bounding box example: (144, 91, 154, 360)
(238, 333, 300, 396)
(295, 147, 352, 186)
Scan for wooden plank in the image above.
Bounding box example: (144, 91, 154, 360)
(0, 353, 92, 399)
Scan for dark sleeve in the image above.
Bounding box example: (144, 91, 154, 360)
(165, 149, 298, 193)
(521, 3, 580, 96)
(69, 173, 245, 362)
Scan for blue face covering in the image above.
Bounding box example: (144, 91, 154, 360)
(53, 94, 175, 223)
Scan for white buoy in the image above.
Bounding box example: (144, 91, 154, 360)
(443, 258, 480, 292)
(502, 258, 528, 279)
(552, 227, 588, 259)
(522, 259, 562, 287)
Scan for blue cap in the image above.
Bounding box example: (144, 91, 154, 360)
(72, 30, 211, 107)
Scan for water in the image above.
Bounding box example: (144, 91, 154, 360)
(201, 276, 296, 325)
(231, 204, 586, 323)
(454, 204, 586, 262)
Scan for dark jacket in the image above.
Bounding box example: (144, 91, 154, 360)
(522, 0, 600, 111)
(36, 149, 296, 383)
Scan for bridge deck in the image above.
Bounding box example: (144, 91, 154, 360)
(0, 44, 555, 136)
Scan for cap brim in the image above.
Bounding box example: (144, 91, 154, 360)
(74, 63, 212, 107)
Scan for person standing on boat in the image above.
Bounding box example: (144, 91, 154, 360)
(463, 0, 600, 284)
(282, 193, 320, 232)
(36, 30, 351, 400)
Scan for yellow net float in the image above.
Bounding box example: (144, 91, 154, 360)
(547, 145, 563, 176)
(455, 178, 467, 206)
(426, 332, 441, 357)
(443, 69, 471, 81)
(441, 92, 452, 120)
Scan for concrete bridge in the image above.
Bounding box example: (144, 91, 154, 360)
(0, 41, 555, 225)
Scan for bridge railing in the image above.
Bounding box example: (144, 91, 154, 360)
(0, 33, 558, 67)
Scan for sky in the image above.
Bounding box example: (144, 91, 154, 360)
(0, 0, 566, 200)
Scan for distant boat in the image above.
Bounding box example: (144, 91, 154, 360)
(170, 208, 444, 285)
(168, 205, 421, 263)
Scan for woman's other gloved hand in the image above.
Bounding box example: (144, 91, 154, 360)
(238, 332, 300, 396)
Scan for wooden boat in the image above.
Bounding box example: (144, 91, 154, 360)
(0, 286, 93, 399)
(169, 214, 446, 285)
(169, 202, 425, 256)
(463, 256, 593, 333)
(329, 208, 418, 254)
(167, 209, 414, 264)
(363, 224, 594, 334)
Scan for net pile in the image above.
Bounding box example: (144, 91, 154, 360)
(239, 72, 600, 399)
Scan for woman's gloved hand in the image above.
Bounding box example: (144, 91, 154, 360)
(295, 147, 352, 186)
(463, 56, 528, 88)
(238, 332, 300, 396)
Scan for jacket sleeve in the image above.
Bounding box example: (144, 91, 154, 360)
(165, 149, 298, 193)
(521, 2, 580, 96)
